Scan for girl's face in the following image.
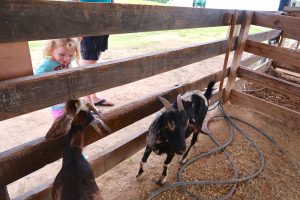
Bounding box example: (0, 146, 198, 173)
(51, 46, 76, 66)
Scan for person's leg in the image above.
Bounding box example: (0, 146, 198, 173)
(80, 36, 114, 107)
(79, 56, 114, 107)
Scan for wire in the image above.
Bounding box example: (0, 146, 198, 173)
(147, 101, 278, 200)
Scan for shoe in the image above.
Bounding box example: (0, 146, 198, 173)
(94, 99, 114, 106)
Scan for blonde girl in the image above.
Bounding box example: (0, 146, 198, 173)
(35, 38, 79, 119)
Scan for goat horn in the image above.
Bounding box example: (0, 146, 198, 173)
(86, 103, 111, 134)
(158, 96, 172, 111)
(177, 94, 184, 112)
(86, 103, 103, 120)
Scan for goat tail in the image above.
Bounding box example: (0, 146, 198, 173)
(204, 81, 216, 100)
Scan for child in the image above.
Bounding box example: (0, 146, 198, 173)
(35, 38, 79, 119)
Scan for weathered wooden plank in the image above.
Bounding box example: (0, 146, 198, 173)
(240, 54, 263, 67)
(0, 1, 243, 43)
(230, 90, 300, 129)
(284, 6, 300, 17)
(252, 11, 300, 41)
(273, 61, 300, 73)
(0, 40, 232, 121)
(0, 42, 33, 81)
(219, 11, 238, 91)
(0, 70, 226, 187)
(237, 67, 300, 99)
(247, 29, 281, 43)
(223, 11, 253, 101)
(0, 186, 9, 200)
(281, 30, 300, 41)
(0, 30, 278, 121)
(244, 40, 300, 68)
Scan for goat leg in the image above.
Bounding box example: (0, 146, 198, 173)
(136, 146, 152, 178)
(156, 152, 174, 185)
(180, 131, 198, 164)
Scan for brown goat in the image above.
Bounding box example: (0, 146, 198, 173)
(46, 99, 110, 200)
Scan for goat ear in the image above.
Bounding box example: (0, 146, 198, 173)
(75, 101, 81, 115)
(45, 114, 73, 139)
(158, 96, 172, 111)
(86, 102, 111, 135)
(177, 94, 184, 112)
(90, 117, 111, 135)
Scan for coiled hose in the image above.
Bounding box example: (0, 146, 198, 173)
(147, 101, 278, 200)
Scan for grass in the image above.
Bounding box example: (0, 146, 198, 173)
(29, 0, 267, 66)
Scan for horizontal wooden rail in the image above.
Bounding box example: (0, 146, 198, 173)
(244, 40, 300, 68)
(237, 67, 300, 99)
(284, 6, 300, 12)
(272, 61, 300, 73)
(247, 29, 281, 43)
(284, 6, 300, 17)
(0, 30, 280, 121)
(0, 70, 226, 187)
(282, 31, 300, 42)
(230, 90, 300, 129)
(252, 11, 300, 41)
(240, 55, 263, 67)
(0, 1, 243, 43)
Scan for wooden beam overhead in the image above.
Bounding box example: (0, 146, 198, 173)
(0, 70, 225, 187)
(237, 67, 300, 99)
(245, 40, 300, 68)
(0, 1, 243, 43)
(252, 11, 300, 41)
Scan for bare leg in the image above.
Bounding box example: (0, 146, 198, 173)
(157, 152, 175, 185)
(136, 146, 152, 178)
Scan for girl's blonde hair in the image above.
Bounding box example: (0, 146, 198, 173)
(43, 38, 80, 61)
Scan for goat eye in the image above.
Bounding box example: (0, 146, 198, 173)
(167, 121, 175, 132)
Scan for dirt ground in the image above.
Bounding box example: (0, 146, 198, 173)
(1, 46, 300, 199)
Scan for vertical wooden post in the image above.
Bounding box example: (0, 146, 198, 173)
(222, 11, 253, 102)
(278, 36, 285, 47)
(295, 40, 300, 49)
(219, 11, 239, 92)
(0, 42, 33, 81)
(0, 186, 10, 200)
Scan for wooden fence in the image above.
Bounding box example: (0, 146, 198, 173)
(0, 1, 299, 199)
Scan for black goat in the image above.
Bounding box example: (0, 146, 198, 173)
(177, 81, 215, 164)
(136, 94, 189, 185)
(46, 99, 110, 200)
(136, 81, 215, 185)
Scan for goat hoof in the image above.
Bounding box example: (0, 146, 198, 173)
(136, 170, 144, 178)
(154, 176, 166, 186)
(180, 158, 187, 165)
(154, 179, 165, 186)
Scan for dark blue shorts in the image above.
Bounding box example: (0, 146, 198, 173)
(80, 35, 109, 60)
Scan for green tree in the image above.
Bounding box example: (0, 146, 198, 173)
(193, 0, 206, 8)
